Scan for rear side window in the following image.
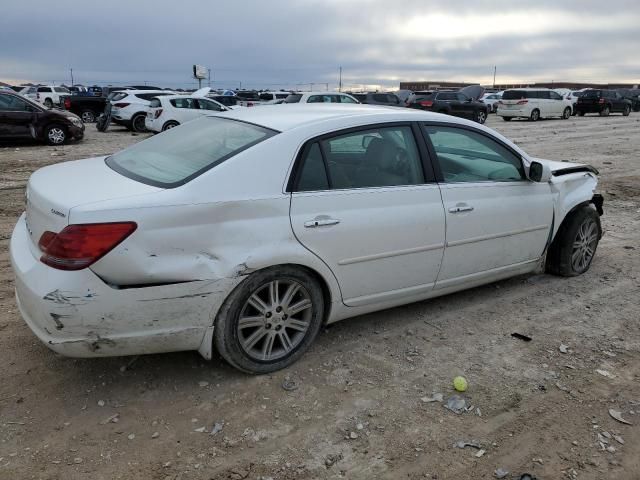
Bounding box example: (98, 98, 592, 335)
(582, 90, 601, 98)
(308, 95, 334, 103)
(259, 93, 274, 101)
(275, 93, 289, 99)
(285, 94, 302, 103)
(339, 95, 358, 104)
(106, 117, 277, 188)
(38, 87, 52, 93)
(424, 126, 524, 183)
(438, 92, 457, 101)
(149, 98, 161, 108)
(373, 94, 388, 102)
(54, 87, 69, 93)
(294, 126, 423, 191)
(170, 98, 197, 109)
(387, 94, 399, 104)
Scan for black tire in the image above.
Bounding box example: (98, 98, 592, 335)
(43, 98, 53, 108)
(599, 106, 610, 117)
(546, 206, 601, 277)
(131, 113, 147, 132)
(475, 109, 487, 124)
(213, 266, 325, 374)
(562, 107, 571, 119)
(622, 105, 631, 116)
(577, 110, 585, 116)
(530, 109, 540, 121)
(96, 113, 111, 132)
(45, 124, 67, 145)
(80, 110, 96, 123)
(162, 121, 179, 131)
(502, 116, 512, 121)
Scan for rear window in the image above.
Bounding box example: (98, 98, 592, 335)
(582, 90, 601, 98)
(106, 117, 278, 188)
(149, 98, 161, 108)
(285, 94, 303, 103)
(502, 90, 529, 100)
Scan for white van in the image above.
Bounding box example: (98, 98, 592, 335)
(497, 88, 573, 121)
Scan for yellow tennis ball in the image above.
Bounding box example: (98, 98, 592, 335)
(453, 376, 468, 392)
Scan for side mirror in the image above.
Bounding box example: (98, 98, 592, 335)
(528, 161, 552, 182)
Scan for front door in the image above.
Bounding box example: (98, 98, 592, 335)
(0, 94, 35, 138)
(289, 124, 446, 307)
(422, 123, 553, 288)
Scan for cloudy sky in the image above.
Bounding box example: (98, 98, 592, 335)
(1, 0, 638, 90)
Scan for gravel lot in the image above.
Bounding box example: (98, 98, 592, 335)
(1, 115, 639, 480)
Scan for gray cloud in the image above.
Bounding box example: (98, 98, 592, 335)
(1, 0, 638, 89)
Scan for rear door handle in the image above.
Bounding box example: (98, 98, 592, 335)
(304, 218, 340, 228)
(448, 204, 474, 214)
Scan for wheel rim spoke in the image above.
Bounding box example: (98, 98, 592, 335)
(248, 294, 268, 314)
(287, 318, 310, 332)
(238, 316, 265, 329)
(242, 327, 268, 351)
(261, 333, 275, 359)
(278, 330, 293, 352)
(288, 298, 311, 316)
(280, 283, 300, 309)
(268, 280, 279, 307)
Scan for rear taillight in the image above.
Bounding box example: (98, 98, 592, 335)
(63, 97, 71, 109)
(38, 222, 137, 271)
(113, 103, 130, 108)
(598, 98, 605, 104)
(154, 108, 163, 119)
(246, 102, 254, 107)
(516, 100, 528, 105)
(419, 100, 433, 107)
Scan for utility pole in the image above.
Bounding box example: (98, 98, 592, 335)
(70, 68, 74, 86)
(208, 69, 211, 87)
(339, 66, 342, 92)
(493, 66, 496, 89)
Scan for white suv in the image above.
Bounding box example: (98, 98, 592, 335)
(110, 90, 174, 132)
(34, 86, 71, 108)
(497, 88, 573, 121)
(145, 95, 232, 133)
(284, 92, 360, 104)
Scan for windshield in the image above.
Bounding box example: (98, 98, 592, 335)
(285, 94, 302, 103)
(106, 117, 278, 187)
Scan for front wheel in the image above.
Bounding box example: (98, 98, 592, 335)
(475, 109, 487, 124)
(546, 206, 601, 277)
(599, 106, 610, 117)
(43, 98, 53, 108)
(45, 124, 67, 145)
(622, 105, 631, 116)
(562, 107, 571, 119)
(162, 121, 179, 131)
(530, 109, 540, 121)
(81, 110, 96, 123)
(214, 266, 325, 374)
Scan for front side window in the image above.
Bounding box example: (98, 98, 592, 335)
(424, 125, 524, 183)
(307, 95, 333, 103)
(549, 91, 562, 100)
(295, 126, 423, 191)
(197, 99, 223, 111)
(0, 94, 31, 111)
(38, 87, 52, 93)
(107, 117, 277, 187)
(339, 95, 357, 104)
(54, 87, 70, 93)
(170, 98, 196, 109)
(284, 94, 302, 103)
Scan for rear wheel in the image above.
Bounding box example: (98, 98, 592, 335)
(530, 109, 540, 121)
(162, 120, 179, 131)
(562, 107, 571, 119)
(80, 110, 95, 123)
(131, 113, 147, 132)
(622, 105, 631, 116)
(213, 266, 325, 374)
(546, 206, 601, 277)
(45, 124, 66, 145)
(43, 98, 53, 108)
(475, 109, 487, 124)
(599, 106, 610, 117)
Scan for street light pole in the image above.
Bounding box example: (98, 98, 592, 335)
(493, 66, 496, 89)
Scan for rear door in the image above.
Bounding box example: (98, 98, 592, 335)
(289, 124, 446, 307)
(421, 123, 553, 288)
(0, 94, 36, 138)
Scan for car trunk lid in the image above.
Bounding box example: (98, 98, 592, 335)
(25, 156, 161, 251)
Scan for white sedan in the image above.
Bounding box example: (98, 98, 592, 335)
(145, 94, 232, 133)
(10, 105, 603, 373)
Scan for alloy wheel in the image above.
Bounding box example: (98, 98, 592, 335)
(81, 111, 95, 123)
(47, 127, 65, 144)
(237, 279, 313, 362)
(571, 218, 598, 272)
(477, 111, 486, 124)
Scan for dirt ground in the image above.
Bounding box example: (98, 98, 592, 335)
(1, 115, 639, 480)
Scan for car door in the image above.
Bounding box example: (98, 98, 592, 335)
(0, 94, 36, 138)
(457, 93, 476, 119)
(548, 90, 564, 115)
(289, 124, 446, 307)
(421, 123, 553, 288)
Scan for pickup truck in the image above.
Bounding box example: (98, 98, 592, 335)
(61, 95, 107, 123)
(235, 90, 292, 107)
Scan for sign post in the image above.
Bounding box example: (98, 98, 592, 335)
(193, 64, 207, 88)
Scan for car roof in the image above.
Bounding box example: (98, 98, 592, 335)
(122, 89, 172, 95)
(294, 91, 354, 96)
(214, 104, 467, 132)
(505, 87, 551, 91)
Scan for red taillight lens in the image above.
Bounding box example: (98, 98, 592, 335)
(419, 100, 433, 107)
(516, 100, 528, 105)
(113, 103, 130, 108)
(39, 222, 137, 270)
(154, 108, 163, 119)
(63, 97, 71, 109)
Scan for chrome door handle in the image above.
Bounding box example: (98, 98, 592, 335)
(448, 205, 474, 213)
(304, 218, 340, 228)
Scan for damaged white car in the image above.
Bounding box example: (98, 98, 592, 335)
(10, 105, 604, 373)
